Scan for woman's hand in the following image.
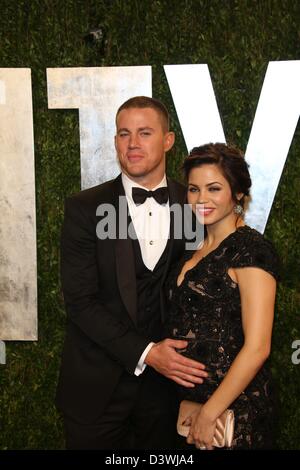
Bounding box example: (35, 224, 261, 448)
(186, 406, 216, 451)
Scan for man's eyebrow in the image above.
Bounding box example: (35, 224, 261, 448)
(117, 126, 155, 133)
(138, 126, 154, 131)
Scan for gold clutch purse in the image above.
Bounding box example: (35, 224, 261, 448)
(177, 400, 235, 448)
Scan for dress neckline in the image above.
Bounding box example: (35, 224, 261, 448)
(192, 225, 250, 260)
(177, 225, 251, 287)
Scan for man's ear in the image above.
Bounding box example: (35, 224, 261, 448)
(114, 135, 117, 151)
(164, 131, 175, 152)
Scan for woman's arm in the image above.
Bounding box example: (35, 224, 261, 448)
(187, 266, 277, 449)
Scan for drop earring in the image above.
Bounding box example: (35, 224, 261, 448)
(233, 204, 243, 215)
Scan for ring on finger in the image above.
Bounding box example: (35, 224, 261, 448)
(196, 443, 206, 450)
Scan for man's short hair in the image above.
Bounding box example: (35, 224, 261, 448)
(116, 96, 170, 131)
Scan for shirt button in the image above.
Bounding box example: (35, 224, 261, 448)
(149, 240, 154, 245)
(149, 212, 152, 216)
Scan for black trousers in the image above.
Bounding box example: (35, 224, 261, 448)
(63, 368, 178, 450)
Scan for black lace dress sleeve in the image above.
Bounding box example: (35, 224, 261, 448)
(228, 228, 280, 281)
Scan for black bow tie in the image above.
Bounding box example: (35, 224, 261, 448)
(132, 187, 169, 205)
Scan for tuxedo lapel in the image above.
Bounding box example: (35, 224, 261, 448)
(163, 177, 186, 277)
(113, 176, 137, 325)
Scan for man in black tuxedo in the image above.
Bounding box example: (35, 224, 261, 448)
(56, 96, 207, 449)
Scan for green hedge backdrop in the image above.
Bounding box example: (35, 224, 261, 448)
(0, 0, 299, 449)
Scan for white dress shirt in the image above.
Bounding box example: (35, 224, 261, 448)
(121, 173, 170, 375)
(122, 173, 170, 271)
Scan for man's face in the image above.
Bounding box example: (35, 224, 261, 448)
(115, 107, 175, 188)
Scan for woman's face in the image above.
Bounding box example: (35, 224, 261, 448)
(187, 164, 241, 226)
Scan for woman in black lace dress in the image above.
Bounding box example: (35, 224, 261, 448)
(165, 143, 279, 450)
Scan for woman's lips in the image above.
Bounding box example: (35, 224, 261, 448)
(197, 207, 215, 216)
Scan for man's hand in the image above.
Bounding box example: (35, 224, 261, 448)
(144, 339, 208, 387)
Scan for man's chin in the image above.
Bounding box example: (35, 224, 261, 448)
(124, 168, 147, 179)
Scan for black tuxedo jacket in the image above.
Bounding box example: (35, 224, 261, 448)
(56, 174, 187, 423)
